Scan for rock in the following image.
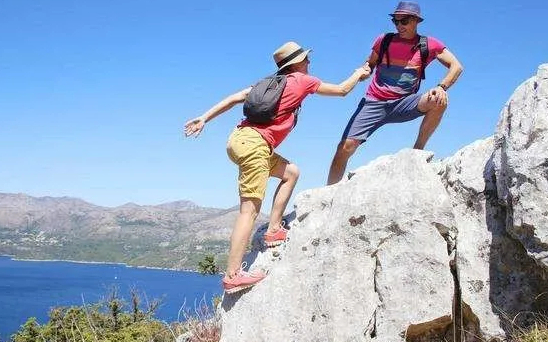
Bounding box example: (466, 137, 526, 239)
(494, 64, 548, 269)
(441, 135, 548, 340)
(440, 138, 504, 341)
(217, 64, 548, 342)
(220, 150, 455, 342)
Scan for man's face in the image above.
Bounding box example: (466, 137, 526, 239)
(392, 14, 418, 36)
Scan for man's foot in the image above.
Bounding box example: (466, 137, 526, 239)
(264, 227, 288, 247)
(222, 267, 266, 294)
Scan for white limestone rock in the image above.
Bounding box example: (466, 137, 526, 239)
(494, 64, 548, 269)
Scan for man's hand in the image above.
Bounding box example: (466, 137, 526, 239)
(426, 85, 448, 106)
(184, 116, 206, 138)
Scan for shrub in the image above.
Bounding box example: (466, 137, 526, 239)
(10, 288, 180, 342)
(178, 296, 221, 342)
(197, 254, 219, 275)
(10, 288, 222, 342)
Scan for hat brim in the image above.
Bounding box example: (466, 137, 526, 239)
(390, 12, 424, 22)
(278, 49, 312, 71)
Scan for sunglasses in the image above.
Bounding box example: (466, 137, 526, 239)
(391, 16, 413, 26)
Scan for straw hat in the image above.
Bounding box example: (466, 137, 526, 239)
(273, 41, 311, 71)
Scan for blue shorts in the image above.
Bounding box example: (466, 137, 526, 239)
(341, 93, 424, 142)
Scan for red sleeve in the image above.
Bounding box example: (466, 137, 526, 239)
(372, 34, 385, 54)
(427, 37, 446, 63)
(301, 74, 321, 94)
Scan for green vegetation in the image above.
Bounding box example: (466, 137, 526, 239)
(9, 287, 221, 342)
(197, 254, 219, 275)
(0, 235, 230, 271)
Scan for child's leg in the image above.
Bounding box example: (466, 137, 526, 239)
(267, 157, 300, 235)
(225, 197, 261, 277)
(225, 127, 271, 274)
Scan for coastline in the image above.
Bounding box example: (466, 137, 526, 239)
(0, 255, 200, 274)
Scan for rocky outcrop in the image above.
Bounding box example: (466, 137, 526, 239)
(440, 136, 548, 341)
(494, 64, 548, 269)
(218, 64, 548, 342)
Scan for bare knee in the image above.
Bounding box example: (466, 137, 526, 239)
(239, 198, 261, 219)
(337, 139, 360, 158)
(421, 97, 447, 116)
(426, 102, 447, 121)
(419, 91, 448, 113)
(284, 163, 300, 183)
(432, 101, 447, 113)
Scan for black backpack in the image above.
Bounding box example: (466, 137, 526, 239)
(376, 33, 429, 92)
(243, 73, 287, 124)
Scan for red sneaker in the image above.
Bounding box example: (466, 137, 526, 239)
(222, 265, 266, 294)
(264, 227, 288, 247)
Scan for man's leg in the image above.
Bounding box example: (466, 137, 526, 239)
(327, 98, 386, 185)
(413, 93, 448, 149)
(225, 197, 261, 277)
(266, 159, 300, 234)
(327, 138, 361, 185)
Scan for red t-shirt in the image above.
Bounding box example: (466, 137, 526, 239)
(366, 34, 446, 100)
(239, 72, 321, 149)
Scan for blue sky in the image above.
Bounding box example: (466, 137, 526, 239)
(0, 0, 546, 209)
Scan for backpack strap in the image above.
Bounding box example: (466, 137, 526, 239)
(273, 70, 300, 126)
(416, 35, 429, 80)
(376, 33, 395, 68)
(413, 35, 429, 93)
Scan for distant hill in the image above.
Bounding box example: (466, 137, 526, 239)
(0, 193, 267, 270)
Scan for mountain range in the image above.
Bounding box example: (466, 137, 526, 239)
(0, 193, 267, 270)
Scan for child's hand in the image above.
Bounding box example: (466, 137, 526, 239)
(184, 116, 206, 138)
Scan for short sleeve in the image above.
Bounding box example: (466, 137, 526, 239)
(372, 34, 385, 54)
(427, 37, 446, 63)
(301, 74, 321, 94)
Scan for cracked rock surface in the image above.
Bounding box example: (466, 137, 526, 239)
(494, 64, 548, 269)
(218, 64, 548, 342)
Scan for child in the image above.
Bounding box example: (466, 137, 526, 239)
(184, 41, 370, 293)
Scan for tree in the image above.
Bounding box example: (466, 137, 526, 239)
(197, 254, 219, 275)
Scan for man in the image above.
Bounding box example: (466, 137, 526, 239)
(327, 1, 463, 185)
(185, 42, 370, 293)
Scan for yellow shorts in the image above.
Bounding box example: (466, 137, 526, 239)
(226, 127, 286, 200)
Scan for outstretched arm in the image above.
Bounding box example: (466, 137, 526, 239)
(315, 63, 371, 96)
(184, 87, 252, 138)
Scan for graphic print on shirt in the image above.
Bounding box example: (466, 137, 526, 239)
(376, 63, 420, 95)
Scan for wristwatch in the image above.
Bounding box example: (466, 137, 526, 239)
(437, 83, 448, 91)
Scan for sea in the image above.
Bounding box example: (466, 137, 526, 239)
(0, 256, 222, 341)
